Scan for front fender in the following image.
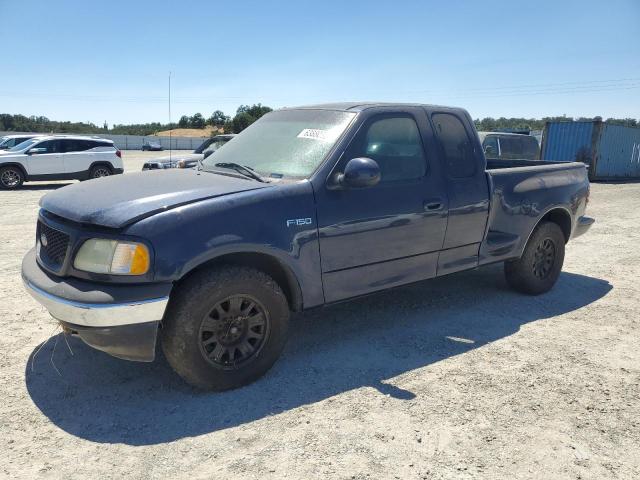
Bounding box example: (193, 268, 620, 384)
(125, 181, 325, 309)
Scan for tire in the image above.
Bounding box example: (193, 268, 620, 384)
(89, 164, 112, 179)
(0, 166, 24, 189)
(504, 221, 565, 295)
(161, 266, 290, 390)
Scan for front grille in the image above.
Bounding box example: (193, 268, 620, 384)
(37, 221, 70, 270)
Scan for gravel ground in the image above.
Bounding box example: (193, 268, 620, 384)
(0, 155, 638, 479)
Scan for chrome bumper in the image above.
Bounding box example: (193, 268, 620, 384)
(23, 279, 168, 328)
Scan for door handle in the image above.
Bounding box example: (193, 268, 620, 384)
(423, 200, 443, 211)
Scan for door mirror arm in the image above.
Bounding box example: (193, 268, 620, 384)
(27, 147, 47, 155)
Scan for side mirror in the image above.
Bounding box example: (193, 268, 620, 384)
(28, 147, 47, 155)
(336, 157, 381, 189)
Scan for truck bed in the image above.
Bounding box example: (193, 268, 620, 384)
(480, 160, 590, 265)
(486, 158, 570, 170)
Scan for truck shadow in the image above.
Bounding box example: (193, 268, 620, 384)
(25, 265, 611, 446)
(18, 183, 74, 191)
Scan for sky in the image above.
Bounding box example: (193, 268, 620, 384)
(1, 0, 639, 125)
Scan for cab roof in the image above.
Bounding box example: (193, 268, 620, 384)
(285, 102, 461, 112)
(35, 135, 114, 142)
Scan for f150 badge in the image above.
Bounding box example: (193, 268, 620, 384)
(286, 218, 312, 227)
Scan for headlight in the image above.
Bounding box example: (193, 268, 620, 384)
(74, 239, 150, 275)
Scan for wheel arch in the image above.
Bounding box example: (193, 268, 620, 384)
(525, 206, 573, 248)
(176, 251, 304, 312)
(0, 162, 28, 179)
(88, 161, 115, 172)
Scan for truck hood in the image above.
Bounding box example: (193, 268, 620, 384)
(40, 169, 270, 228)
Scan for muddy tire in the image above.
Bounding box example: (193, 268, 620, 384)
(505, 221, 566, 295)
(161, 266, 290, 390)
(0, 166, 24, 189)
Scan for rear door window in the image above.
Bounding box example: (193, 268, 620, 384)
(59, 139, 80, 153)
(431, 113, 476, 178)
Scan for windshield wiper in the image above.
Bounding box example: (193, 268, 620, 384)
(213, 162, 268, 183)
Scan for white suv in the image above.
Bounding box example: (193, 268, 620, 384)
(0, 135, 123, 189)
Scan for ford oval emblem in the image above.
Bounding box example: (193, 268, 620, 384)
(40, 233, 48, 247)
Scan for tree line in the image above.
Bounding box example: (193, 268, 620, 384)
(0, 104, 274, 137)
(1, 109, 637, 137)
(176, 104, 273, 133)
(474, 116, 638, 131)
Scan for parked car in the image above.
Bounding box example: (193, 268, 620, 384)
(478, 131, 540, 161)
(22, 103, 593, 390)
(0, 134, 43, 151)
(0, 136, 123, 189)
(141, 134, 235, 170)
(142, 140, 163, 151)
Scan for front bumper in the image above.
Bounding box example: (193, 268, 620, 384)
(22, 248, 171, 361)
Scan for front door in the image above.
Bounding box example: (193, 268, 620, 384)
(26, 139, 64, 176)
(316, 109, 449, 302)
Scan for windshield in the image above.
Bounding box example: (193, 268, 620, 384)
(8, 138, 40, 152)
(202, 109, 356, 178)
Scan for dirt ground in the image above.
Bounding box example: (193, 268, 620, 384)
(0, 154, 638, 479)
(154, 127, 218, 137)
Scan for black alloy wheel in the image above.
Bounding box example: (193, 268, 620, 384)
(91, 166, 112, 178)
(0, 167, 23, 189)
(199, 295, 269, 368)
(532, 237, 556, 279)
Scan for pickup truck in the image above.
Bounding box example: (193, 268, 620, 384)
(141, 135, 236, 170)
(478, 131, 540, 161)
(22, 102, 594, 390)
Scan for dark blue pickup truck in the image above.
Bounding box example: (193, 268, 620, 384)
(22, 103, 594, 390)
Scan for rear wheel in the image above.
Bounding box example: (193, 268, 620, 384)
(161, 266, 290, 390)
(89, 165, 112, 179)
(0, 166, 24, 189)
(504, 221, 565, 295)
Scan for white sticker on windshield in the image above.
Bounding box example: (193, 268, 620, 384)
(297, 128, 334, 142)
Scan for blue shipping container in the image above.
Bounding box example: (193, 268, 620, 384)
(541, 121, 640, 180)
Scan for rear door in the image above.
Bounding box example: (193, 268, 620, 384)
(430, 111, 490, 275)
(25, 139, 64, 175)
(60, 139, 93, 173)
(315, 108, 449, 302)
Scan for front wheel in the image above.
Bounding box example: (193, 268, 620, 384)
(161, 266, 290, 390)
(0, 166, 24, 189)
(504, 221, 565, 295)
